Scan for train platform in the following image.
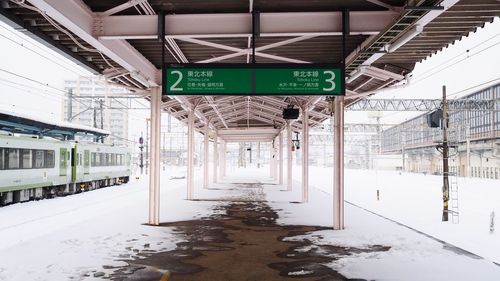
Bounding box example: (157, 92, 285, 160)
(103, 170, 500, 281)
(1, 168, 500, 280)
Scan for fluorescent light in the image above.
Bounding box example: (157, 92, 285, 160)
(346, 66, 367, 83)
(362, 52, 385, 66)
(130, 71, 151, 88)
(388, 25, 423, 53)
(364, 66, 404, 81)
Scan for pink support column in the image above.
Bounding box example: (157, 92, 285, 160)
(148, 87, 161, 225)
(279, 132, 284, 185)
(213, 133, 218, 183)
(333, 96, 345, 230)
(287, 121, 293, 191)
(302, 110, 309, 203)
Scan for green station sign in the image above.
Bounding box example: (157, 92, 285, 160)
(163, 64, 344, 96)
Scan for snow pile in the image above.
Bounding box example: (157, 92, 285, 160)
(0, 165, 499, 280)
(263, 170, 500, 281)
(287, 269, 314, 276)
(0, 167, 223, 280)
(293, 167, 500, 264)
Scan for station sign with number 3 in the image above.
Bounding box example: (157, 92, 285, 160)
(164, 64, 343, 96)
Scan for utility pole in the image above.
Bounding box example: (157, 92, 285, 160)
(100, 99, 104, 130)
(93, 103, 97, 128)
(66, 88, 73, 121)
(442, 85, 450, 222)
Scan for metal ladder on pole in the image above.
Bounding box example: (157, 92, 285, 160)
(448, 124, 460, 224)
(449, 168, 460, 224)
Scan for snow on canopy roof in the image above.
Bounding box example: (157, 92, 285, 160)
(0, 108, 110, 138)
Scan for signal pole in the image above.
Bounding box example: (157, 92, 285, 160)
(442, 85, 450, 222)
(66, 88, 73, 121)
(100, 99, 104, 130)
(139, 133, 144, 175)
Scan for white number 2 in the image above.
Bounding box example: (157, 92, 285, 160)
(170, 70, 183, 91)
(323, 70, 336, 92)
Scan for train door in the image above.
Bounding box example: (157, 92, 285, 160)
(71, 147, 77, 182)
(60, 148, 68, 176)
(84, 150, 90, 175)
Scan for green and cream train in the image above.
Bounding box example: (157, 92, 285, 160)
(0, 133, 131, 205)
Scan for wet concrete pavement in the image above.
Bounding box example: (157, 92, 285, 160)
(108, 183, 390, 281)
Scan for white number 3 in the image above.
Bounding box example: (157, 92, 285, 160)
(323, 70, 336, 92)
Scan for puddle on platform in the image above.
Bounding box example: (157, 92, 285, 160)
(107, 184, 390, 280)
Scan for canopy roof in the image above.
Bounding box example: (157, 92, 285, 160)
(0, 0, 498, 133)
(0, 108, 110, 140)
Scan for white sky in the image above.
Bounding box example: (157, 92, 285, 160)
(0, 17, 499, 138)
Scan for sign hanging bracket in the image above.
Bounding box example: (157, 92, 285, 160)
(252, 10, 260, 64)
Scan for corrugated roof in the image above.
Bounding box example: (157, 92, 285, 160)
(0, 0, 498, 132)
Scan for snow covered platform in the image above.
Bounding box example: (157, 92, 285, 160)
(0, 167, 499, 280)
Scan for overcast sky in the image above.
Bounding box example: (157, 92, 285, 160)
(0, 17, 499, 137)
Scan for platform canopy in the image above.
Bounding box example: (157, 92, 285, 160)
(0, 108, 110, 140)
(1, 0, 499, 131)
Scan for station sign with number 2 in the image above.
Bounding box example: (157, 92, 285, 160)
(164, 64, 343, 96)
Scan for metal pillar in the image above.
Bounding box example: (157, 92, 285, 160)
(257, 142, 261, 168)
(213, 133, 218, 183)
(442, 86, 450, 221)
(270, 141, 274, 177)
(66, 88, 72, 121)
(273, 137, 278, 179)
(302, 110, 309, 203)
(187, 109, 194, 200)
(223, 141, 227, 177)
(148, 87, 161, 226)
(219, 140, 225, 179)
(203, 124, 209, 188)
(333, 96, 345, 230)
(287, 122, 293, 191)
(279, 132, 284, 185)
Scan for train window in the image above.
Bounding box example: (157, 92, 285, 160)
(45, 150, 55, 168)
(22, 149, 32, 169)
(0, 148, 3, 170)
(34, 150, 45, 168)
(7, 148, 20, 169)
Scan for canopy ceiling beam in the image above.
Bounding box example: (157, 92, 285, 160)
(204, 96, 228, 129)
(95, 11, 398, 39)
(181, 37, 312, 64)
(27, 0, 159, 85)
